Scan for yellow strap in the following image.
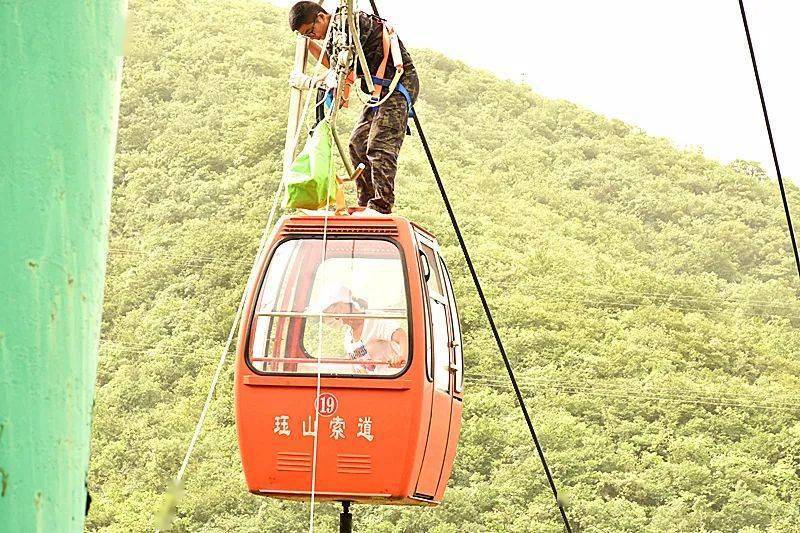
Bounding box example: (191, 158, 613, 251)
(335, 185, 347, 214)
(334, 163, 365, 215)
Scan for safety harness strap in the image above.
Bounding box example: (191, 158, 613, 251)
(365, 23, 404, 106)
(371, 76, 414, 118)
(371, 24, 392, 100)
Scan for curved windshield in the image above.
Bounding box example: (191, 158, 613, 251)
(249, 238, 409, 377)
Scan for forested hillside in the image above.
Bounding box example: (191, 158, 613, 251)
(88, 0, 800, 531)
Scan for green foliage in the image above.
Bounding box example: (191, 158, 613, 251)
(728, 160, 769, 182)
(88, 0, 800, 531)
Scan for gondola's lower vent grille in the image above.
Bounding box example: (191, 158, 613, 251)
(337, 454, 372, 474)
(276, 452, 312, 472)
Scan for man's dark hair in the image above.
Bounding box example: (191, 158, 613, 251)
(289, 1, 327, 31)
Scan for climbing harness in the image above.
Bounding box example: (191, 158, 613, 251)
(371, 76, 414, 117)
(361, 23, 404, 108)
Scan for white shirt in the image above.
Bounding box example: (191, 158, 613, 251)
(343, 319, 403, 373)
(345, 318, 399, 346)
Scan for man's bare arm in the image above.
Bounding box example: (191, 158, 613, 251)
(390, 329, 408, 368)
(307, 40, 330, 68)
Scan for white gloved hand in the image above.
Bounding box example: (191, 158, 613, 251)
(288, 70, 324, 90)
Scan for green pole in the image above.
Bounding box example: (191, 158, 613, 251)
(0, 2, 125, 531)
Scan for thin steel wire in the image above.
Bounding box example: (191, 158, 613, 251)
(737, 0, 800, 283)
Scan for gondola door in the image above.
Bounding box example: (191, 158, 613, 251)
(414, 236, 454, 499)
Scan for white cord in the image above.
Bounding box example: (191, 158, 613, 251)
(157, 190, 282, 533)
(308, 55, 343, 533)
(308, 10, 354, 524)
(158, 20, 337, 533)
(308, 183, 332, 533)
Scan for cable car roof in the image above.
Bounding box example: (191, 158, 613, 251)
(275, 209, 436, 241)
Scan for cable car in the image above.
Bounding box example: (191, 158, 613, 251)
(234, 208, 464, 505)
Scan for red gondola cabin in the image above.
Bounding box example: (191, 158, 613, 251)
(235, 210, 464, 504)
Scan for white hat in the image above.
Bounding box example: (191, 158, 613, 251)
(308, 285, 355, 314)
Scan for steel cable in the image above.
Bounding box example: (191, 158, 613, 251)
(737, 0, 800, 282)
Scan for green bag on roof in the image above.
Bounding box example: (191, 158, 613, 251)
(282, 118, 338, 210)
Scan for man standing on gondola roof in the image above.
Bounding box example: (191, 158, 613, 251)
(288, 1, 419, 215)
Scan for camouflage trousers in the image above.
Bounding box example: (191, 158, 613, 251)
(349, 68, 419, 214)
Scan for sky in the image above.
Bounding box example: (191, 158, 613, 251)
(276, 0, 799, 181)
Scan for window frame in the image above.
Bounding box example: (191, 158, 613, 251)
(438, 256, 464, 394)
(245, 235, 414, 380)
(416, 234, 451, 388)
(428, 296, 452, 393)
(417, 249, 434, 383)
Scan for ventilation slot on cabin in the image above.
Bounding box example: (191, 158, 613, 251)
(337, 454, 372, 475)
(284, 223, 399, 236)
(276, 452, 312, 472)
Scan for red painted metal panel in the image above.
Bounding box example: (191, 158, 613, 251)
(235, 213, 461, 505)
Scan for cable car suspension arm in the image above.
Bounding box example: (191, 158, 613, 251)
(323, 0, 362, 179)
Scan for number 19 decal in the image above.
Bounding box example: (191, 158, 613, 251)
(315, 393, 338, 417)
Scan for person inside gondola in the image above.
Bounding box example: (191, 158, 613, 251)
(313, 286, 408, 374)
